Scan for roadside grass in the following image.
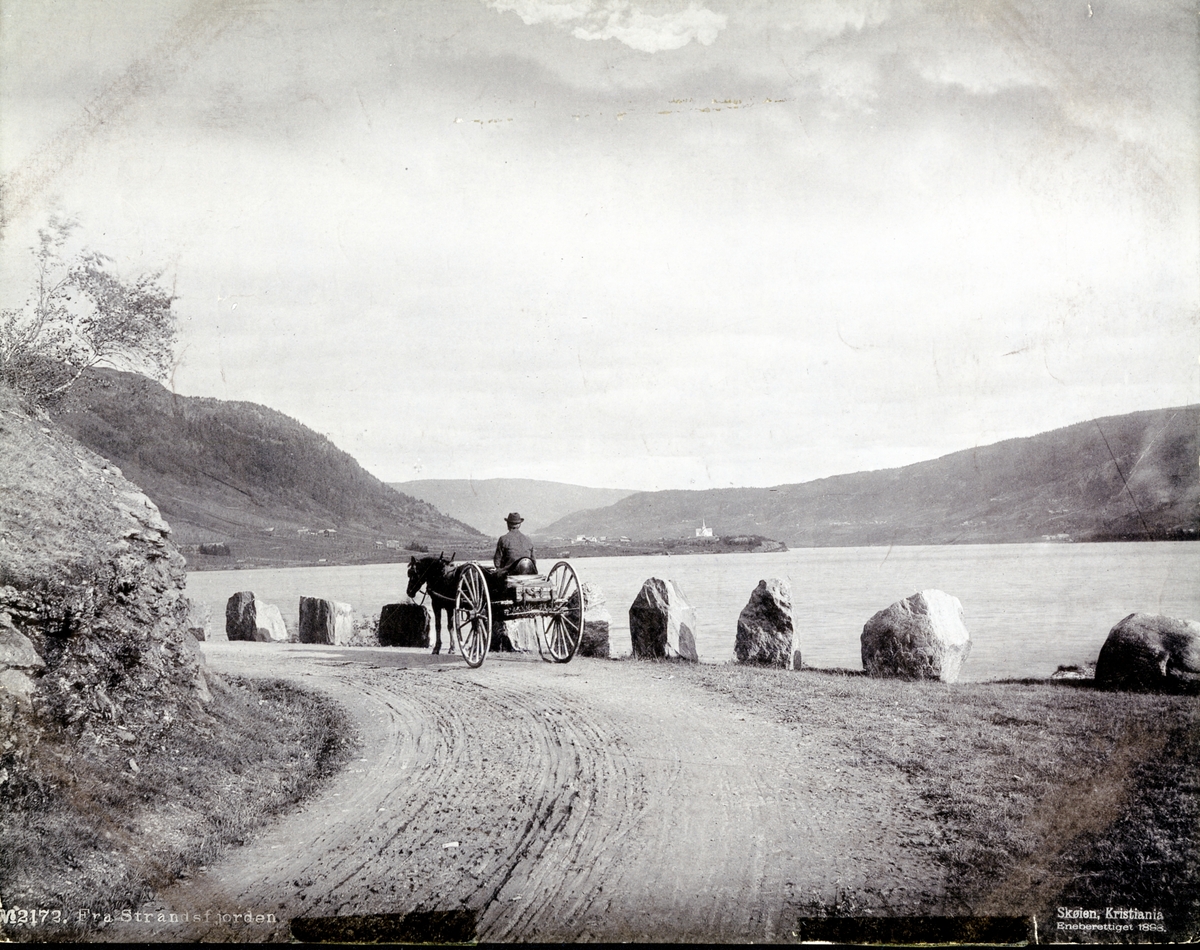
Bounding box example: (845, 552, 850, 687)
(0, 675, 356, 939)
(1050, 704, 1200, 940)
(678, 663, 1199, 939)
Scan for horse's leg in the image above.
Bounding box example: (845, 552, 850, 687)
(432, 604, 441, 655)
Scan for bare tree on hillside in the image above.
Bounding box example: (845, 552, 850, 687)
(0, 215, 177, 404)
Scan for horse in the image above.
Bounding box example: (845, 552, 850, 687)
(406, 552, 461, 654)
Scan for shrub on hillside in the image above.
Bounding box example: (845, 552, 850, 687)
(0, 216, 176, 406)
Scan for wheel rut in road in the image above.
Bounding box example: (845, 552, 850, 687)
(112, 647, 946, 943)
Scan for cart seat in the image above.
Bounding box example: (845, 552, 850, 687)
(509, 557, 537, 576)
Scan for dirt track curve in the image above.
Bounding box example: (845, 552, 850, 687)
(107, 643, 948, 943)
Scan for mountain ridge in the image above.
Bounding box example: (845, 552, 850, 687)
(52, 368, 487, 567)
(538, 405, 1200, 545)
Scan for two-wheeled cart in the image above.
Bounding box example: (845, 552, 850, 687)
(448, 560, 584, 668)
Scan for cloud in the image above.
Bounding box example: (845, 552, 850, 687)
(571, 2, 727, 51)
(486, 0, 595, 27)
(776, 0, 892, 39)
(483, 0, 727, 52)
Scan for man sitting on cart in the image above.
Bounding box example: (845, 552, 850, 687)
(493, 511, 537, 578)
(485, 513, 537, 647)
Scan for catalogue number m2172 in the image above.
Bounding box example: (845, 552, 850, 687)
(0, 907, 67, 927)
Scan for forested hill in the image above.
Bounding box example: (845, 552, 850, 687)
(539, 405, 1200, 546)
(52, 369, 485, 568)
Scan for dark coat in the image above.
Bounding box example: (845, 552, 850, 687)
(494, 528, 535, 572)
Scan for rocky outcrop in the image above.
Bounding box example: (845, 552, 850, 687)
(1095, 613, 1200, 693)
(0, 383, 212, 763)
(298, 597, 354, 645)
(378, 602, 431, 647)
(580, 582, 611, 658)
(861, 589, 971, 683)
(629, 578, 699, 662)
(0, 612, 46, 729)
(735, 578, 799, 669)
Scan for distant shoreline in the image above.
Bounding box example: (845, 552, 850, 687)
(181, 534, 1195, 571)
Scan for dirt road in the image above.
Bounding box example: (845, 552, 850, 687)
(108, 643, 948, 942)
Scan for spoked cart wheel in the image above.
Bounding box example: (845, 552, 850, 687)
(453, 563, 492, 668)
(541, 561, 584, 663)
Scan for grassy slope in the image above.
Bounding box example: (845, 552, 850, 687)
(52, 368, 487, 567)
(541, 405, 1200, 545)
(0, 675, 356, 940)
(681, 664, 1199, 940)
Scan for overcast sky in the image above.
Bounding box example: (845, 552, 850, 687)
(2, 0, 1196, 491)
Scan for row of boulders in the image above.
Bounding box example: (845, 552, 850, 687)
(627, 576, 1198, 693)
(219, 579, 1198, 694)
(221, 587, 615, 658)
(733, 582, 972, 683)
(225, 592, 354, 645)
(627, 576, 804, 668)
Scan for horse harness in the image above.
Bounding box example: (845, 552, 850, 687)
(415, 559, 461, 609)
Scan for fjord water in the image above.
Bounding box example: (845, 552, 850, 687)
(185, 542, 1199, 682)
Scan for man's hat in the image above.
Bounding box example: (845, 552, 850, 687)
(505, 512, 523, 527)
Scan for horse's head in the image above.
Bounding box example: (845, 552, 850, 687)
(406, 555, 426, 599)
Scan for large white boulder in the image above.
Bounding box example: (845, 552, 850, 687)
(629, 578, 699, 662)
(861, 589, 971, 683)
(184, 598, 213, 642)
(735, 578, 799, 669)
(254, 601, 288, 642)
(225, 591, 286, 642)
(299, 597, 354, 645)
(1095, 613, 1200, 693)
(495, 617, 541, 653)
(580, 582, 611, 658)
